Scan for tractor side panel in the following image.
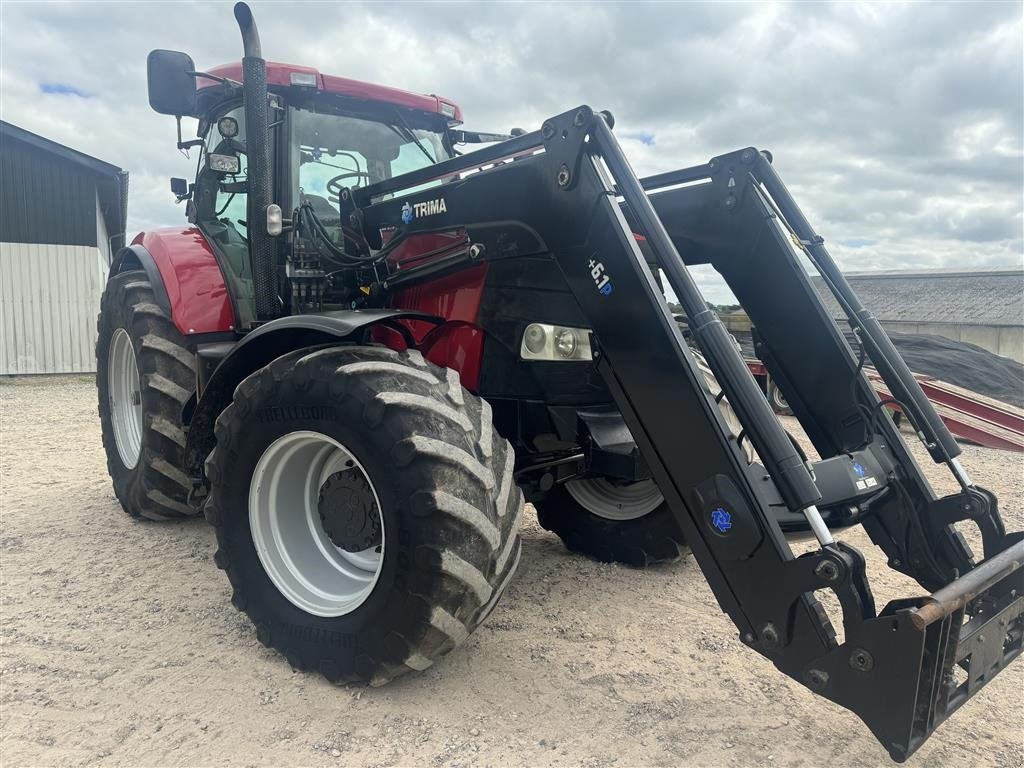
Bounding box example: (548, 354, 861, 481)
(134, 228, 235, 336)
(379, 232, 489, 389)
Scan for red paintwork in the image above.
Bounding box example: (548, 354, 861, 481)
(133, 228, 235, 336)
(867, 370, 1024, 453)
(370, 233, 489, 390)
(383, 230, 467, 268)
(420, 323, 485, 390)
(198, 62, 463, 123)
(746, 357, 1024, 452)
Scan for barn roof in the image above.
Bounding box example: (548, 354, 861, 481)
(0, 121, 128, 251)
(812, 267, 1024, 327)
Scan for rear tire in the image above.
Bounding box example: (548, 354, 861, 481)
(536, 482, 684, 567)
(204, 345, 524, 685)
(97, 271, 198, 520)
(767, 379, 792, 415)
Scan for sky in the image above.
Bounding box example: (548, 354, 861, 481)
(1, 1, 1021, 303)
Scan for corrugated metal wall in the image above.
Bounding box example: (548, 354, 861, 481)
(0, 132, 99, 248)
(0, 242, 108, 374)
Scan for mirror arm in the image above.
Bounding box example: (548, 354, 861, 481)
(186, 70, 243, 88)
(174, 116, 204, 152)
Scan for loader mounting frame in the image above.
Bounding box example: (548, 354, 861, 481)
(352, 106, 1024, 760)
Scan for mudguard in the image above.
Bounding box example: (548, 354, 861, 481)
(130, 228, 236, 336)
(183, 309, 441, 473)
(109, 244, 173, 318)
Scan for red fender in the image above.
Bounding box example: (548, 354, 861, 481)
(132, 228, 235, 336)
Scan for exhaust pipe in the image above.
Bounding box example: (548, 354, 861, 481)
(233, 2, 278, 320)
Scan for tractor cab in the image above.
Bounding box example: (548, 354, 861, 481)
(149, 54, 461, 327)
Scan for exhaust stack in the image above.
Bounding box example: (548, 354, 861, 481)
(233, 2, 278, 320)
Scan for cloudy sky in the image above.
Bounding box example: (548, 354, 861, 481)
(2, 1, 1021, 302)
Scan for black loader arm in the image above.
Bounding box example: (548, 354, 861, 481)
(354, 107, 1023, 761)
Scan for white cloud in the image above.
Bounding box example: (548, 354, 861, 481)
(0, 0, 1019, 292)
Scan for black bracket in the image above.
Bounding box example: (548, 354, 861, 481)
(540, 105, 596, 191)
(928, 486, 1007, 568)
(739, 542, 876, 655)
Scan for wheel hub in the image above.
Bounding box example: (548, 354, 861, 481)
(249, 431, 384, 617)
(318, 471, 382, 552)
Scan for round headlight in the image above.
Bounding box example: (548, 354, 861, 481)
(555, 328, 578, 358)
(524, 324, 547, 354)
(218, 116, 239, 139)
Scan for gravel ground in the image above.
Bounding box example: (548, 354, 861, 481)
(1, 375, 1022, 767)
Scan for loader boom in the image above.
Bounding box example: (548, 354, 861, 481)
(353, 106, 1023, 761)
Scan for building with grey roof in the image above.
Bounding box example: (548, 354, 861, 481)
(1, 121, 127, 374)
(811, 267, 1023, 362)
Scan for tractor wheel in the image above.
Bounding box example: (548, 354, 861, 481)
(204, 345, 524, 685)
(767, 378, 793, 415)
(97, 270, 199, 520)
(535, 480, 684, 567)
(536, 350, 753, 568)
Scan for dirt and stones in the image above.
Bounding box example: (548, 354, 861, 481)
(1, 375, 1021, 766)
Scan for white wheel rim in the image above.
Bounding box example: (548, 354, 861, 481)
(108, 328, 143, 469)
(565, 477, 663, 521)
(249, 430, 384, 617)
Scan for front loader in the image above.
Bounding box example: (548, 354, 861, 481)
(96, 3, 1022, 760)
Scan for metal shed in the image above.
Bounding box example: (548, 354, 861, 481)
(0, 121, 127, 374)
(811, 267, 1024, 363)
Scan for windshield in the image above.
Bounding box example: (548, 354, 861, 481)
(291, 107, 449, 223)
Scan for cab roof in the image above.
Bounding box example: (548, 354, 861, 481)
(198, 61, 463, 124)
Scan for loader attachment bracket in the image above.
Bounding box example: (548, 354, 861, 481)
(927, 486, 1006, 564)
(540, 105, 594, 191)
(813, 540, 1024, 762)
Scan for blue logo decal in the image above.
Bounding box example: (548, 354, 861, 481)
(401, 202, 414, 225)
(710, 507, 732, 534)
(852, 462, 866, 478)
(600, 282, 614, 296)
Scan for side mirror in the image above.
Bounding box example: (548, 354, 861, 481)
(147, 49, 197, 116)
(170, 177, 189, 197)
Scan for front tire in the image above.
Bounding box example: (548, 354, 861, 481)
(535, 480, 684, 567)
(204, 345, 524, 685)
(537, 348, 755, 567)
(97, 271, 198, 520)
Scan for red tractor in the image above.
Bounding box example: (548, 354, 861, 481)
(97, 3, 1022, 759)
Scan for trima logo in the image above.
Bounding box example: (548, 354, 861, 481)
(710, 507, 732, 534)
(414, 198, 447, 217)
(588, 259, 614, 296)
(400, 198, 448, 224)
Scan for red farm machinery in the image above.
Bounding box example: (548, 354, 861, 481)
(96, 4, 1022, 760)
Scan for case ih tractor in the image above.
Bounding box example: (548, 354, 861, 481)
(97, 3, 1022, 760)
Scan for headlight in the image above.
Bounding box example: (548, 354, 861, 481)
(554, 328, 578, 358)
(289, 71, 318, 88)
(523, 324, 547, 354)
(207, 153, 240, 174)
(519, 323, 592, 361)
(217, 117, 239, 138)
